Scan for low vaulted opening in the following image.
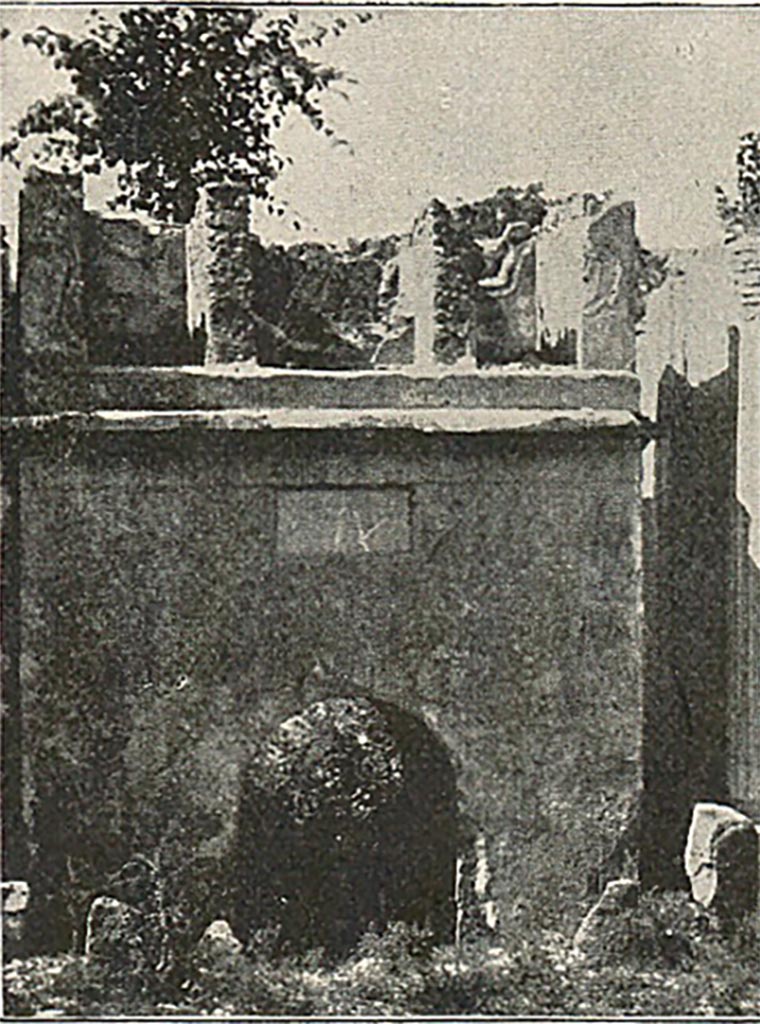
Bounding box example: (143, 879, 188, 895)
(233, 695, 458, 955)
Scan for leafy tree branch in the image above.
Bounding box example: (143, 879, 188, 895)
(2, 7, 369, 224)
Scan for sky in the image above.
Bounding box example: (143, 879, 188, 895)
(278, 5, 760, 253)
(2, 4, 760, 250)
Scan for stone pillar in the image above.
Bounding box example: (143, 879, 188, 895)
(728, 503, 752, 806)
(727, 227, 760, 811)
(403, 202, 440, 369)
(728, 227, 760, 550)
(581, 201, 642, 371)
(2, 881, 30, 959)
(186, 183, 256, 365)
(535, 197, 588, 358)
(535, 196, 643, 371)
(728, 227, 760, 324)
(748, 565, 760, 817)
(1, 441, 25, 878)
(1, 224, 21, 414)
(17, 169, 87, 412)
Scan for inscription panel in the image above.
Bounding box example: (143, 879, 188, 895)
(277, 487, 411, 555)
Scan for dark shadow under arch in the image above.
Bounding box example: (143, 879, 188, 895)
(233, 695, 459, 955)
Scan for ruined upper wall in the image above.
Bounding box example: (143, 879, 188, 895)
(185, 181, 659, 374)
(15, 169, 198, 411)
(83, 214, 193, 367)
(13, 170, 657, 412)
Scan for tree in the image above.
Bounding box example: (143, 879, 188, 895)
(2, 7, 370, 224)
(716, 131, 760, 233)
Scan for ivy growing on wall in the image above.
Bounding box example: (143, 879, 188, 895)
(716, 131, 760, 232)
(430, 185, 548, 364)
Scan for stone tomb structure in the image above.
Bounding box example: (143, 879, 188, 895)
(2, 171, 646, 951)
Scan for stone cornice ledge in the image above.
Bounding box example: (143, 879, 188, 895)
(88, 365, 641, 414)
(2, 407, 644, 435)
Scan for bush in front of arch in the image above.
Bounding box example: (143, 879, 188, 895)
(232, 695, 459, 956)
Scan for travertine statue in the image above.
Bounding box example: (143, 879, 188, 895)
(476, 220, 536, 293)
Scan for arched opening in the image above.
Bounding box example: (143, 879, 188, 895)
(233, 695, 459, 955)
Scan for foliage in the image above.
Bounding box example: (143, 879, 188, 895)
(716, 131, 760, 232)
(2, 7, 369, 223)
(5, 897, 760, 1017)
(241, 235, 400, 368)
(247, 697, 403, 825)
(2, 953, 167, 1017)
(232, 698, 405, 954)
(577, 889, 709, 970)
(635, 246, 669, 305)
(234, 698, 459, 956)
(737, 131, 760, 224)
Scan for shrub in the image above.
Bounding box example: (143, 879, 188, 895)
(3, 954, 165, 1017)
(5, 894, 760, 1016)
(579, 889, 710, 970)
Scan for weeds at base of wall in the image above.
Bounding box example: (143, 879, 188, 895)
(4, 898, 760, 1017)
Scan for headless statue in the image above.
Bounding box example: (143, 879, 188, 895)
(476, 220, 536, 294)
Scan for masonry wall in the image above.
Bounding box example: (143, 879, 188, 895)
(82, 215, 194, 367)
(640, 237, 760, 821)
(641, 350, 739, 890)
(17, 422, 642, 944)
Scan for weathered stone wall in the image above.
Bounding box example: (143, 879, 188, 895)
(729, 504, 760, 818)
(17, 170, 88, 412)
(16, 412, 642, 942)
(87, 364, 640, 415)
(16, 170, 198, 392)
(639, 235, 760, 822)
(641, 342, 740, 889)
(83, 215, 194, 367)
(746, 557, 760, 818)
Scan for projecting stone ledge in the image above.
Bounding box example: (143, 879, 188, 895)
(88, 364, 641, 413)
(2, 406, 644, 437)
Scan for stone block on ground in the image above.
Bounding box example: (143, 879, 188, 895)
(685, 802, 758, 927)
(84, 896, 147, 967)
(2, 880, 30, 915)
(196, 919, 244, 960)
(711, 822, 758, 929)
(2, 881, 30, 960)
(572, 878, 640, 958)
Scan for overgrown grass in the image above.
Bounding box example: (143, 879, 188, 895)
(5, 895, 760, 1017)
